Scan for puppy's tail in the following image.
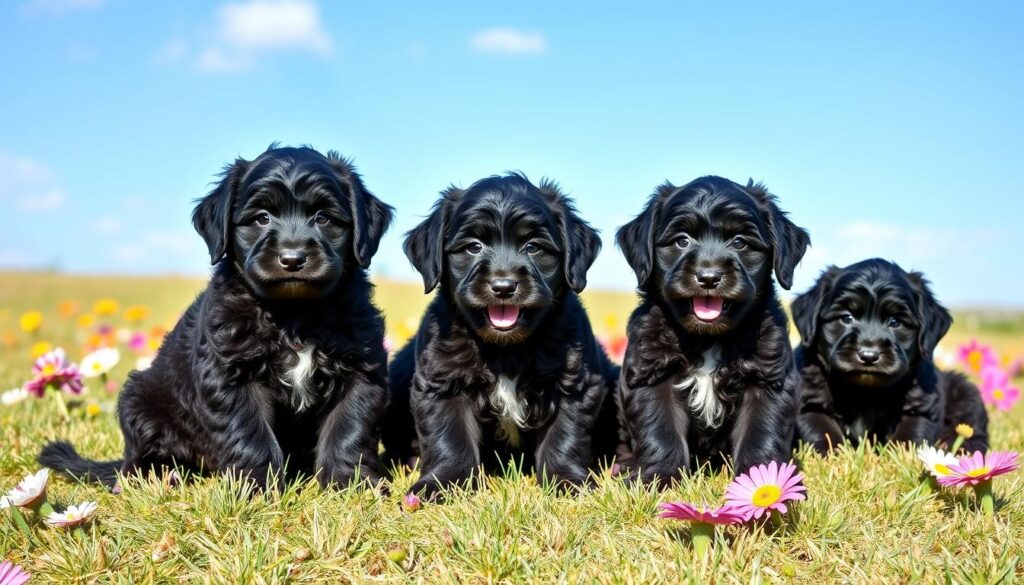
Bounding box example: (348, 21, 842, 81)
(38, 441, 121, 488)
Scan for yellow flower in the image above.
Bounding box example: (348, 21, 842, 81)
(30, 341, 53, 358)
(19, 311, 43, 333)
(956, 423, 974, 439)
(85, 403, 102, 417)
(123, 305, 151, 323)
(77, 313, 97, 328)
(93, 299, 120, 317)
(57, 300, 79, 318)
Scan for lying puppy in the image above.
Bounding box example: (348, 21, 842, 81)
(791, 259, 989, 453)
(40, 145, 394, 490)
(381, 174, 620, 498)
(616, 176, 810, 484)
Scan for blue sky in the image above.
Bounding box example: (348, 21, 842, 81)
(1, 0, 1022, 306)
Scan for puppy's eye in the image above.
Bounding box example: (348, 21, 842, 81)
(524, 242, 542, 255)
(674, 235, 691, 249)
(730, 237, 747, 250)
(465, 242, 483, 255)
(840, 314, 854, 325)
(314, 212, 331, 226)
(886, 317, 902, 329)
(255, 212, 272, 226)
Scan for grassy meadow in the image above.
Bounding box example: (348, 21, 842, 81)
(1, 271, 1023, 583)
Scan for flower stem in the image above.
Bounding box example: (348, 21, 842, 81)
(72, 526, 86, 541)
(974, 480, 994, 516)
(51, 387, 70, 421)
(9, 505, 37, 544)
(37, 499, 56, 517)
(950, 436, 965, 454)
(690, 521, 713, 557)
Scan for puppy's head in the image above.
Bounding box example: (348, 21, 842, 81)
(791, 259, 952, 387)
(192, 145, 393, 301)
(617, 177, 809, 335)
(404, 174, 600, 345)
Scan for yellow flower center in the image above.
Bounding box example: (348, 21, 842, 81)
(42, 364, 56, 376)
(751, 485, 782, 507)
(968, 351, 982, 372)
(933, 463, 952, 476)
(992, 388, 1004, 400)
(92, 362, 103, 372)
(966, 467, 990, 478)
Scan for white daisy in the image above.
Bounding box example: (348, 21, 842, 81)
(135, 355, 154, 371)
(1, 388, 29, 406)
(917, 445, 959, 479)
(44, 501, 98, 528)
(80, 347, 120, 378)
(0, 469, 49, 509)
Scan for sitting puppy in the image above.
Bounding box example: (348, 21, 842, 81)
(791, 259, 988, 453)
(381, 174, 620, 498)
(40, 145, 394, 490)
(616, 176, 810, 485)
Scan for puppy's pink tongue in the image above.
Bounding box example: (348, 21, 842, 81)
(487, 305, 520, 330)
(693, 296, 724, 322)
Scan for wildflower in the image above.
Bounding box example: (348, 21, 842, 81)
(724, 461, 806, 521)
(76, 313, 96, 329)
(1, 388, 29, 406)
(57, 300, 79, 318)
(135, 356, 154, 371)
(658, 502, 745, 556)
(402, 493, 422, 512)
(0, 469, 49, 510)
(956, 424, 974, 439)
(124, 305, 151, 323)
(979, 367, 1020, 412)
(92, 299, 120, 317)
(0, 560, 30, 585)
(917, 445, 959, 479)
(29, 340, 53, 358)
(85, 403, 102, 417)
(24, 348, 84, 397)
(957, 340, 998, 374)
(44, 501, 98, 528)
(81, 347, 120, 379)
(938, 451, 1019, 516)
(128, 332, 147, 353)
(19, 311, 44, 334)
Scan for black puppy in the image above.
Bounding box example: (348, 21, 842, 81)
(40, 145, 394, 490)
(791, 259, 988, 453)
(616, 176, 810, 485)
(381, 174, 620, 498)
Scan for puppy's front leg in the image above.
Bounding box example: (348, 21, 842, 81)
(891, 385, 940, 445)
(198, 382, 284, 491)
(731, 375, 797, 473)
(535, 389, 602, 489)
(410, 387, 480, 500)
(315, 375, 387, 488)
(797, 411, 846, 455)
(623, 380, 691, 486)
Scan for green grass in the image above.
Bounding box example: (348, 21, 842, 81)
(1, 272, 1023, 583)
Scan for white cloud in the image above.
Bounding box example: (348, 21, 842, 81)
(146, 231, 197, 252)
(189, 0, 333, 73)
(470, 28, 547, 55)
(89, 216, 121, 235)
(21, 0, 103, 16)
(0, 150, 67, 213)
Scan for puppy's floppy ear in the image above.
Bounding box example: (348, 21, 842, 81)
(327, 153, 395, 268)
(790, 266, 840, 348)
(539, 180, 601, 293)
(404, 188, 459, 293)
(906, 271, 952, 359)
(192, 158, 250, 265)
(746, 180, 811, 290)
(616, 183, 671, 287)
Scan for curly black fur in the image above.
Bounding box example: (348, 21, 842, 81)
(792, 259, 988, 453)
(39, 145, 394, 490)
(616, 176, 810, 485)
(380, 174, 620, 499)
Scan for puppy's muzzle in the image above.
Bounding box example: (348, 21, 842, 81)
(279, 249, 307, 272)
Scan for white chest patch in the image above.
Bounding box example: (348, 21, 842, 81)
(675, 346, 724, 428)
(490, 375, 526, 447)
(282, 343, 317, 412)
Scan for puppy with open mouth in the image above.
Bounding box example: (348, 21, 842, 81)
(381, 174, 620, 499)
(40, 145, 394, 491)
(791, 259, 989, 453)
(616, 176, 810, 485)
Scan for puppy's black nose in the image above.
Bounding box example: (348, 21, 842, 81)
(279, 250, 307, 271)
(857, 349, 881, 365)
(696, 269, 723, 289)
(490, 278, 518, 298)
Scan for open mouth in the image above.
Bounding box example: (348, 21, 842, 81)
(487, 305, 521, 331)
(692, 296, 731, 323)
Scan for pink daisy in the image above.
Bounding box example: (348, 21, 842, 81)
(979, 367, 1020, 412)
(657, 502, 746, 525)
(724, 461, 807, 521)
(23, 348, 84, 397)
(937, 451, 1019, 488)
(957, 340, 998, 374)
(0, 561, 30, 585)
